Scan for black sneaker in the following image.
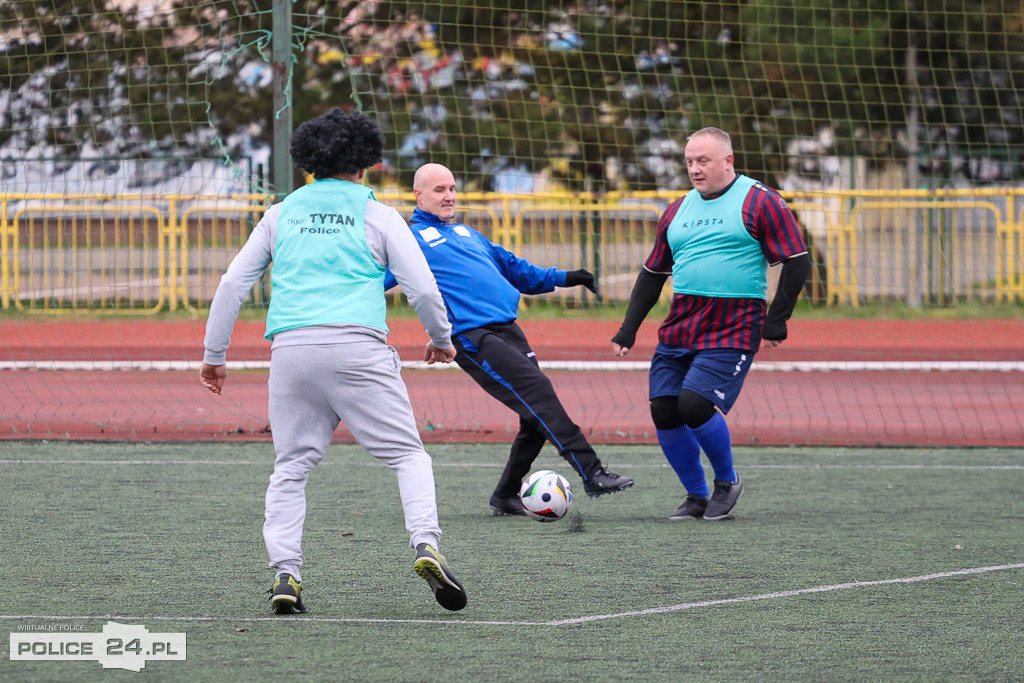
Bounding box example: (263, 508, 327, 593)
(583, 468, 635, 498)
(669, 494, 709, 520)
(489, 493, 526, 516)
(268, 573, 306, 614)
(413, 544, 467, 611)
(704, 475, 743, 520)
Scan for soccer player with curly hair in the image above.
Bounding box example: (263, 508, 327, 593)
(200, 108, 467, 613)
(613, 127, 809, 522)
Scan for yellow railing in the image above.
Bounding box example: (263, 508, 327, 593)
(0, 188, 1021, 313)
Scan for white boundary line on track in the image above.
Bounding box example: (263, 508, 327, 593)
(16, 279, 164, 300)
(1, 460, 1022, 470)
(2, 360, 1023, 372)
(1, 563, 1021, 627)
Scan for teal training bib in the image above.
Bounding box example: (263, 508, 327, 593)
(265, 179, 386, 339)
(666, 175, 767, 299)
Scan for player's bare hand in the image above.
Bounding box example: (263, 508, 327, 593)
(424, 342, 456, 364)
(761, 339, 783, 349)
(199, 363, 227, 394)
(612, 342, 631, 357)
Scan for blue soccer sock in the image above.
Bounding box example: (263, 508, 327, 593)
(656, 426, 709, 498)
(690, 412, 737, 483)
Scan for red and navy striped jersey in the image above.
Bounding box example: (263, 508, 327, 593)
(644, 177, 807, 351)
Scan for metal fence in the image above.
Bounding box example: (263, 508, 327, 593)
(1, 189, 1022, 313)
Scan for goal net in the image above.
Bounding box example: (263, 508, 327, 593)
(1, 0, 1021, 445)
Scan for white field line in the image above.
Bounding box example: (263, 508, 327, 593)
(1, 460, 1021, 470)
(0, 563, 1020, 627)
(2, 360, 1023, 372)
(546, 563, 1024, 626)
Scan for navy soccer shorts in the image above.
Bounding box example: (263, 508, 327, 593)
(648, 343, 754, 414)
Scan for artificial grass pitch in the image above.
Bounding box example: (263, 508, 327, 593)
(2, 441, 1022, 681)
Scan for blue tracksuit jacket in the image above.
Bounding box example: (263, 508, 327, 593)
(384, 208, 567, 335)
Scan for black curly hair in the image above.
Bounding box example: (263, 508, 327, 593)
(289, 108, 384, 179)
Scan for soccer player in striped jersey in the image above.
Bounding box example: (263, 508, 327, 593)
(612, 127, 809, 521)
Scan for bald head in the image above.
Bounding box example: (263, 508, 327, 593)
(413, 163, 457, 220)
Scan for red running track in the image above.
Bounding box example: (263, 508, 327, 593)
(1, 318, 1022, 446)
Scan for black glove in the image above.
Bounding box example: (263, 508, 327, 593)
(761, 319, 788, 342)
(564, 269, 597, 293)
(762, 253, 810, 342)
(611, 327, 637, 350)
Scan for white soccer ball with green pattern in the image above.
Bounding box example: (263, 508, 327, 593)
(519, 470, 573, 522)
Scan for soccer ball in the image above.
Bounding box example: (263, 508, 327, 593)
(519, 470, 573, 522)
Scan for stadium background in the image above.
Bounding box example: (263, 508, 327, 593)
(1, 0, 1022, 445)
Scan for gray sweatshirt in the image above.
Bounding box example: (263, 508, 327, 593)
(203, 199, 452, 366)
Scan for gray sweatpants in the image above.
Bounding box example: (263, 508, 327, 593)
(264, 342, 442, 581)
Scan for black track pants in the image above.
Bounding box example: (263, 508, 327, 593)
(452, 322, 602, 496)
